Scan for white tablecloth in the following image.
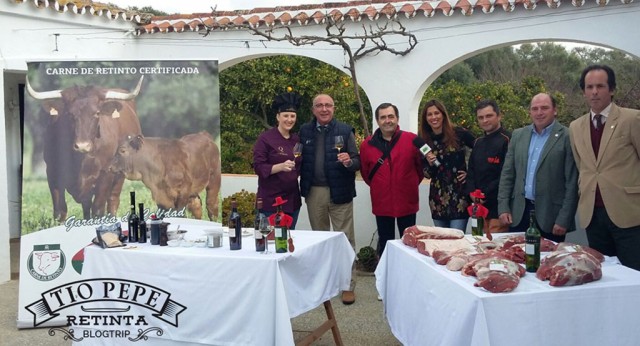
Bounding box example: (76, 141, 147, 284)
(375, 239, 640, 346)
(75, 220, 354, 346)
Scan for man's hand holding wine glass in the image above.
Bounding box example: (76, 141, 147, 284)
(337, 152, 352, 167)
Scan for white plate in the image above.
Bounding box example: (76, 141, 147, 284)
(223, 227, 254, 237)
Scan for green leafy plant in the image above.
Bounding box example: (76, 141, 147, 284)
(357, 245, 379, 273)
(221, 189, 257, 226)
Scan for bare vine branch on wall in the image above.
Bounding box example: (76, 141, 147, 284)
(202, 16, 418, 137)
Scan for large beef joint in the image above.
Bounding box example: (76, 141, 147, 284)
(417, 238, 484, 257)
(467, 257, 524, 293)
(536, 251, 602, 286)
(402, 225, 465, 248)
(554, 242, 605, 263)
(474, 271, 521, 293)
(497, 234, 557, 252)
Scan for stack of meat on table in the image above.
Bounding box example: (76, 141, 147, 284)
(401, 225, 604, 293)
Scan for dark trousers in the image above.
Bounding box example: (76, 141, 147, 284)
(587, 207, 640, 271)
(508, 199, 566, 243)
(376, 214, 417, 257)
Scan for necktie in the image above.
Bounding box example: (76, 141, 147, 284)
(594, 114, 603, 131)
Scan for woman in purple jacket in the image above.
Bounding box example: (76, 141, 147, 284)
(253, 92, 302, 228)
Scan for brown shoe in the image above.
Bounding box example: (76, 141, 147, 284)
(341, 290, 355, 305)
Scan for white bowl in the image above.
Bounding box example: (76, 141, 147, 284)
(167, 230, 187, 241)
(167, 240, 181, 247)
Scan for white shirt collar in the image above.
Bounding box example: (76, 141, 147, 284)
(591, 103, 612, 123)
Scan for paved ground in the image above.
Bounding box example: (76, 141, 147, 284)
(1, 240, 400, 346)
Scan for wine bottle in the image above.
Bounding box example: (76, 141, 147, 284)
(525, 210, 541, 272)
(254, 198, 266, 252)
(149, 213, 161, 245)
(471, 204, 484, 237)
(275, 205, 288, 253)
(138, 203, 147, 243)
(128, 191, 139, 243)
(229, 198, 242, 250)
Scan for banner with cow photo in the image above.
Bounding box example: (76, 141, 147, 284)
(18, 60, 220, 328)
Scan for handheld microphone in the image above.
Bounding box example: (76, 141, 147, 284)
(413, 137, 441, 167)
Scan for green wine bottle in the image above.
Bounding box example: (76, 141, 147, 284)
(471, 204, 484, 237)
(525, 210, 541, 272)
(274, 205, 288, 253)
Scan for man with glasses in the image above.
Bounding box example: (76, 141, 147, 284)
(299, 94, 360, 304)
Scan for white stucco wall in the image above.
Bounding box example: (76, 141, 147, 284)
(0, 0, 632, 281)
(0, 70, 9, 283)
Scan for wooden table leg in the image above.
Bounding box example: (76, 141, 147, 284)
(295, 300, 344, 346)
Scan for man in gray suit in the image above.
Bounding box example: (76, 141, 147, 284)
(498, 93, 578, 242)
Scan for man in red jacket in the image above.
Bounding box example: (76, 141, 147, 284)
(360, 103, 425, 257)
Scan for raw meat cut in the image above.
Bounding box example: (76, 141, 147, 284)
(495, 234, 557, 252)
(536, 251, 602, 286)
(474, 271, 521, 293)
(463, 256, 525, 278)
(463, 256, 525, 293)
(431, 240, 498, 270)
(417, 236, 488, 257)
(502, 244, 526, 264)
(433, 248, 480, 265)
(554, 242, 605, 263)
(402, 225, 464, 248)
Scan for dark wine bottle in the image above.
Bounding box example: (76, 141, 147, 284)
(525, 210, 541, 272)
(138, 203, 147, 243)
(128, 191, 139, 243)
(149, 213, 161, 245)
(229, 198, 242, 250)
(471, 204, 484, 237)
(254, 198, 266, 252)
(275, 205, 288, 253)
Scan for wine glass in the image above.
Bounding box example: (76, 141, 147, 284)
(292, 143, 303, 170)
(334, 136, 344, 162)
(259, 216, 271, 254)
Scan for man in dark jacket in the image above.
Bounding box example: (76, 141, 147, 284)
(360, 103, 424, 257)
(299, 93, 360, 304)
(465, 100, 511, 233)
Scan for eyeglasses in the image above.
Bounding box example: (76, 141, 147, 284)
(314, 103, 334, 109)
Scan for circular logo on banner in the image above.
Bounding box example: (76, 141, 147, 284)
(27, 244, 66, 281)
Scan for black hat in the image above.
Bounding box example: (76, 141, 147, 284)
(272, 92, 301, 113)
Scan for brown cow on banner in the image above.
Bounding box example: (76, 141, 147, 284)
(27, 76, 144, 221)
(109, 132, 221, 220)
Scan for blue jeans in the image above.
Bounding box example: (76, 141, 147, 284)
(433, 218, 468, 233)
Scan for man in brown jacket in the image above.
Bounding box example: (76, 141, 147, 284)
(569, 64, 640, 271)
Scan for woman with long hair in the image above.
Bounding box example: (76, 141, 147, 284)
(419, 99, 475, 232)
(253, 92, 302, 228)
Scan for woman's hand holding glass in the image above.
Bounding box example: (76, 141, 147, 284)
(292, 143, 303, 170)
